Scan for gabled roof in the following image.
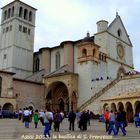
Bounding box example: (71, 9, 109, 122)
(107, 15, 132, 46)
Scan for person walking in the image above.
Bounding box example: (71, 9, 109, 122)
(39, 109, 45, 126)
(33, 109, 39, 128)
(68, 110, 76, 131)
(108, 110, 117, 135)
(76, 110, 82, 126)
(116, 110, 126, 136)
(23, 108, 30, 128)
(18, 108, 23, 120)
(87, 110, 91, 126)
(122, 110, 127, 132)
(48, 109, 53, 130)
(79, 110, 88, 131)
(53, 110, 62, 132)
(43, 108, 52, 138)
(104, 109, 110, 132)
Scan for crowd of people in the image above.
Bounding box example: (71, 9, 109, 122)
(18, 108, 92, 138)
(17, 107, 140, 138)
(104, 109, 127, 136)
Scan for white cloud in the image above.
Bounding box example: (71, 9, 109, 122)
(0, 0, 140, 71)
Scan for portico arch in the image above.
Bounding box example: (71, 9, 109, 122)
(103, 103, 109, 111)
(134, 101, 140, 113)
(111, 103, 117, 112)
(117, 102, 124, 111)
(125, 102, 133, 122)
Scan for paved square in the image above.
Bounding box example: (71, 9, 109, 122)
(0, 118, 139, 140)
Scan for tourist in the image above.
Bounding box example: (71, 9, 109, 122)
(115, 110, 126, 136)
(86, 110, 91, 126)
(134, 112, 140, 127)
(104, 109, 110, 132)
(68, 110, 76, 131)
(33, 109, 39, 128)
(23, 108, 30, 128)
(18, 108, 22, 120)
(43, 108, 52, 138)
(53, 109, 62, 132)
(39, 109, 45, 126)
(79, 110, 88, 131)
(48, 109, 53, 130)
(60, 111, 64, 123)
(121, 110, 127, 132)
(76, 110, 81, 125)
(108, 110, 117, 135)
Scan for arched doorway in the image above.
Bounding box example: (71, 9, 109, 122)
(46, 82, 70, 112)
(125, 102, 133, 122)
(134, 101, 140, 113)
(59, 99, 64, 111)
(2, 103, 14, 110)
(111, 103, 117, 112)
(117, 66, 126, 78)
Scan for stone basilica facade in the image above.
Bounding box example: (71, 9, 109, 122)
(0, 0, 140, 122)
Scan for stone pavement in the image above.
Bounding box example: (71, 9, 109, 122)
(0, 118, 140, 140)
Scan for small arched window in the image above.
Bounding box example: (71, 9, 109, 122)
(56, 51, 60, 69)
(8, 8, 11, 18)
(117, 29, 122, 37)
(4, 10, 7, 20)
(82, 49, 87, 57)
(24, 9, 28, 20)
(35, 58, 40, 72)
(11, 6, 14, 17)
(29, 11, 32, 22)
(19, 7, 23, 17)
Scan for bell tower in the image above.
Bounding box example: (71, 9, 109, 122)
(0, 0, 37, 78)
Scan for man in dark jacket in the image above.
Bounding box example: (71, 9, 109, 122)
(68, 110, 76, 131)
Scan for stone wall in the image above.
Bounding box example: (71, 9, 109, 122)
(13, 78, 45, 110)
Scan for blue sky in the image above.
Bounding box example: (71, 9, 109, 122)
(0, 0, 140, 71)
